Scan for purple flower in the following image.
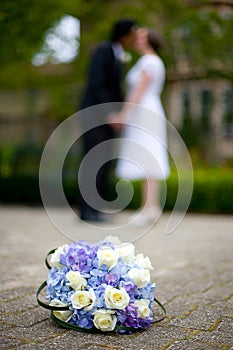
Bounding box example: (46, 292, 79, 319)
(104, 273, 118, 285)
(59, 241, 96, 274)
(117, 304, 140, 328)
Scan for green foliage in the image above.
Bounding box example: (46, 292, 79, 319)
(1, 0, 233, 80)
(164, 167, 233, 213)
(1, 144, 233, 213)
(2, 169, 233, 213)
(0, 0, 98, 88)
(0, 0, 63, 64)
(0, 176, 40, 204)
(190, 168, 233, 213)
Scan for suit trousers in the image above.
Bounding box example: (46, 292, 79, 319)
(79, 125, 115, 219)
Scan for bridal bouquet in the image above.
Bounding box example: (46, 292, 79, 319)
(37, 238, 165, 333)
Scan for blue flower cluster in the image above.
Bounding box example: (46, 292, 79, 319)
(46, 240, 155, 332)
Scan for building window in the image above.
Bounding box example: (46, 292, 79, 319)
(222, 88, 233, 137)
(180, 90, 197, 148)
(200, 89, 212, 133)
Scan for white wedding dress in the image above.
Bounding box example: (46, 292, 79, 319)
(116, 54, 170, 180)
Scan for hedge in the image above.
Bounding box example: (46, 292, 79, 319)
(189, 169, 233, 213)
(0, 168, 233, 213)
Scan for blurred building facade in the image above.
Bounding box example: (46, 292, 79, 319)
(165, 78, 233, 163)
(165, 0, 233, 164)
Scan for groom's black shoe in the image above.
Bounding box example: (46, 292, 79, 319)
(80, 209, 106, 222)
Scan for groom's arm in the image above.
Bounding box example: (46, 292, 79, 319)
(88, 44, 121, 103)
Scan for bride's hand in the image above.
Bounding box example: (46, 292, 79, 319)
(108, 112, 124, 132)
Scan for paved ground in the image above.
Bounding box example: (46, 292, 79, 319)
(0, 206, 232, 350)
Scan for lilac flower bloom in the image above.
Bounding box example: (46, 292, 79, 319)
(117, 303, 154, 330)
(119, 281, 137, 297)
(138, 315, 154, 329)
(60, 241, 95, 272)
(117, 303, 140, 328)
(104, 273, 118, 285)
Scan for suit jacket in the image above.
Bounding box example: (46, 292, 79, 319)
(81, 42, 123, 109)
(79, 42, 122, 213)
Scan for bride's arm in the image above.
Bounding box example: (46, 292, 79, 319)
(115, 71, 151, 123)
(109, 70, 152, 130)
(124, 70, 151, 110)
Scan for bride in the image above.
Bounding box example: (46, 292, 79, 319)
(110, 28, 170, 226)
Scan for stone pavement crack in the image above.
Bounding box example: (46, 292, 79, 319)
(79, 343, 121, 350)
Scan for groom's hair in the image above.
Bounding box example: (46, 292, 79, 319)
(111, 19, 136, 42)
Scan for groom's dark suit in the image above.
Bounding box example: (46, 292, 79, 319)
(79, 42, 123, 221)
(81, 43, 122, 107)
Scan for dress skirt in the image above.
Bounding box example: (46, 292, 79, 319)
(116, 105, 170, 180)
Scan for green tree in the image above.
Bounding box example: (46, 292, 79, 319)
(0, 0, 95, 65)
(0, 0, 232, 86)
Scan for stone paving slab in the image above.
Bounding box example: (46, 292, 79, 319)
(0, 206, 233, 349)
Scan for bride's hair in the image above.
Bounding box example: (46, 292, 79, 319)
(147, 30, 163, 53)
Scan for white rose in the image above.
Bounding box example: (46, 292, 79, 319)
(49, 299, 68, 307)
(115, 243, 135, 264)
(104, 235, 122, 245)
(49, 299, 73, 322)
(71, 288, 96, 311)
(66, 270, 87, 290)
(134, 253, 154, 270)
(53, 310, 73, 322)
(50, 244, 68, 268)
(128, 268, 150, 288)
(93, 309, 117, 332)
(135, 299, 151, 318)
(97, 246, 119, 270)
(104, 285, 130, 310)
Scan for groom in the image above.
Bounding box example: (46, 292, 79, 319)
(79, 18, 137, 221)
